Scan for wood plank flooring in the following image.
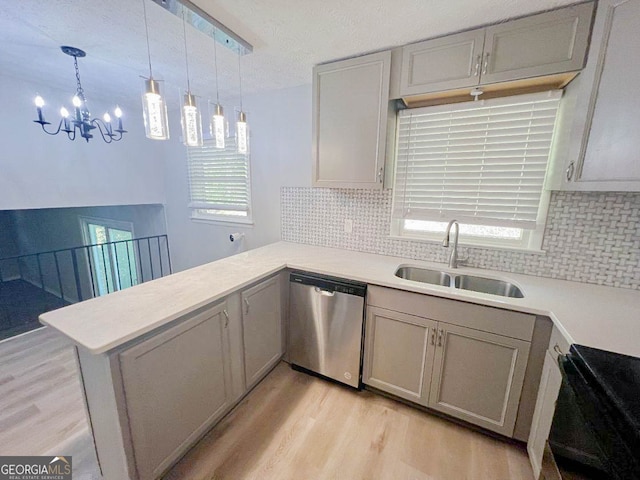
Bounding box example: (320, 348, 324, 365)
(164, 364, 534, 480)
(0, 327, 100, 479)
(2, 329, 536, 480)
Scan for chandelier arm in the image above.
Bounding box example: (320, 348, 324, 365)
(91, 118, 116, 144)
(39, 119, 64, 136)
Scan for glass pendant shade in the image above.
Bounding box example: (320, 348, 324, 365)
(211, 103, 225, 149)
(142, 79, 169, 140)
(181, 92, 203, 147)
(236, 111, 248, 154)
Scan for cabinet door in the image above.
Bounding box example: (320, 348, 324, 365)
(241, 276, 283, 389)
(481, 2, 593, 85)
(399, 29, 485, 96)
(571, 0, 640, 188)
(527, 350, 563, 479)
(312, 51, 390, 189)
(363, 306, 437, 405)
(119, 303, 232, 480)
(428, 324, 530, 437)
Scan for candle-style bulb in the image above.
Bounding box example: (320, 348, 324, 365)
(34, 95, 45, 108)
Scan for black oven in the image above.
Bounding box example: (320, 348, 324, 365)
(544, 345, 640, 480)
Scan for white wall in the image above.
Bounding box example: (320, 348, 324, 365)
(0, 73, 166, 210)
(163, 84, 312, 271)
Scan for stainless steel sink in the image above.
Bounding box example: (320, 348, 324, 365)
(394, 266, 525, 298)
(454, 275, 524, 298)
(395, 266, 452, 287)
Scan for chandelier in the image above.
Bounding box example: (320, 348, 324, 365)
(33, 46, 127, 143)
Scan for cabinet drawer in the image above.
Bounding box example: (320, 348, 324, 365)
(367, 285, 535, 341)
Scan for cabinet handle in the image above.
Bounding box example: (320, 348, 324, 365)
(553, 344, 563, 356)
(223, 309, 229, 328)
(243, 297, 250, 314)
(566, 161, 575, 182)
(482, 52, 490, 75)
(431, 329, 436, 346)
(473, 54, 482, 76)
(438, 329, 444, 347)
(377, 167, 384, 183)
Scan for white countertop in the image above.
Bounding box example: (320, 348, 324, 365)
(40, 241, 640, 357)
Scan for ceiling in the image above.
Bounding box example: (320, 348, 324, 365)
(1, 0, 578, 110)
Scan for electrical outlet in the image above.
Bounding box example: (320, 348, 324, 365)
(344, 219, 353, 233)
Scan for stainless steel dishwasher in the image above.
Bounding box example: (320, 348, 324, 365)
(288, 272, 366, 389)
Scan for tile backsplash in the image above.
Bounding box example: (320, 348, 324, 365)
(281, 188, 640, 290)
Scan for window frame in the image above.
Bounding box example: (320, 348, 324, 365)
(186, 139, 254, 226)
(389, 91, 560, 252)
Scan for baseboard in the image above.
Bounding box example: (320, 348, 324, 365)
(0, 274, 21, 282)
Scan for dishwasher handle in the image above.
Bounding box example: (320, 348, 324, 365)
(290, 272, 367, 297)
(314, 286, 335, 297)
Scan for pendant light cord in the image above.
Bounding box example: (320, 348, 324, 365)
(142, 0, 153, 78)
(182, 8, 191, 92)
(237, 48, 243, 111)
(213, 29, 220, 103)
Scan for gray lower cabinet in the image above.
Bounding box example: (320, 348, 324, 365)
(363, 306, 437, 405)
(527, 327, 569, 477)
(241, 276, 283, 389)
(363, 286, 535, 437)
(427, 324, 530, 436)
(119, 302, 232, 480)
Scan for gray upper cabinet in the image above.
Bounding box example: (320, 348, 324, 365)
(119, 302, 232, 480)
(312, 51, 391, 189)
(554, 0, 640, 191)
(399, 29, 485, 96)
(241, 276, 283, 390)
(397, 2, 593, 97)
(481, 2, 594, 85)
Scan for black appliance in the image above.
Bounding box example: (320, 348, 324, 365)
(548, 344, 640, 480)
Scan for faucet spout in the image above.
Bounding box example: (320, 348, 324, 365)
(443, 220, 460, 268)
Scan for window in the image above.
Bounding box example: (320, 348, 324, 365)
(187, 138, 252, 224)
(391, 90, 562, 250)
(79, 217, 138, 295)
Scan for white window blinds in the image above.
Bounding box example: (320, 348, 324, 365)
(187, 138, 251, 214)
(392, 90, 561, 229)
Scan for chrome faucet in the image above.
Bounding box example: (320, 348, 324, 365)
(443, 220, 461, 268)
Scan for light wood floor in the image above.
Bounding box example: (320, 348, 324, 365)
(164, 363, 534, 480)
(0, 327, 100, 479)
(1, 329, 535, 480)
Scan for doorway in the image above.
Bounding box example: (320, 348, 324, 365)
(79, 217, 138, 296)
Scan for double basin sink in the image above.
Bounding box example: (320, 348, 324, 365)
(396, 266, 524, 298)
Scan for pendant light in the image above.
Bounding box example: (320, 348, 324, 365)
(236, 49, 249, 154)
(210, 29, 226, 149)
(140, 0, 169, 140)
(180, 8, 203, 147)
